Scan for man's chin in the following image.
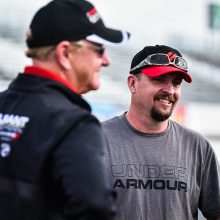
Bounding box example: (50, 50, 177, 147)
(88, 83, 101, 92)
(92, 82, 101, 90)
(151, 108, 173, 122)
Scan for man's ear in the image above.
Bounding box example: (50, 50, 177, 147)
(54, 41, 72, 70)
(127, 74, 138, 94)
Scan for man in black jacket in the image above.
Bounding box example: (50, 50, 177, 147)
(0, 0, 130, 219)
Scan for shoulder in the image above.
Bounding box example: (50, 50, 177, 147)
(169, 120, 214, 153)
(102, 115, 124, 131)
(102, 116, 120, 126)
(170, 120, 205, 139)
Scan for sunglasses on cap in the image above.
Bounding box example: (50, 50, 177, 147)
(130, 53, 188, 73)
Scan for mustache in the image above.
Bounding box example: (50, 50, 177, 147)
(154, 93, 176, 103)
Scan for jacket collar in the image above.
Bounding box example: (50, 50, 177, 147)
(24, 66, 78, 94)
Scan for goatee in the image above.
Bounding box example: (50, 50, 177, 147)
(151, 93, 176, 122)
(151, 106, 172, 122)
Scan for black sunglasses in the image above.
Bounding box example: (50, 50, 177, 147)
(72, 43, 105, 57)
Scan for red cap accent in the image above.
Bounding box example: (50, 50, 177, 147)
(88, 8, 97, 15)
(169, 54, 176, 62)
(167, 52, 173, 57)
(167, 52, 176, 61)
(141, 66, 192, 83)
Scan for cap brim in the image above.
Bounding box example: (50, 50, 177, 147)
(86, 26, 130, 46)
(141, 66, 192, 83)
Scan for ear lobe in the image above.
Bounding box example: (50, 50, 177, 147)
(127, 75, 136, 93)
(54, 41, 72, 70)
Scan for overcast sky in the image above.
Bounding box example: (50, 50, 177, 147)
(90, 0, 210, 48)
(0, 0, 217, 49)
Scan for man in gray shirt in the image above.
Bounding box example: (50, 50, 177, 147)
(102, 45, 220, 220)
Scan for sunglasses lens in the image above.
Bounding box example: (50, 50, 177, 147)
(98, 47, 105, 56)
(150, 54, 169, 65)
(91, 46, 105, 56)
(175, 57, 187, 70)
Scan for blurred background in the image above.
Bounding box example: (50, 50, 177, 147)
(0, 1, 220, 218)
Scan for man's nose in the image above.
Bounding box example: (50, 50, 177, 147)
(102, 52, 110, 67)
(162, 81, 175, 94)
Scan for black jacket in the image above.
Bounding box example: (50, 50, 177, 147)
(0, 73, 116, 220)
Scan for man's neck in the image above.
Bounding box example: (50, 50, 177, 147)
(125, 110, 168, 134)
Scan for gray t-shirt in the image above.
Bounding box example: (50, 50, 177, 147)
(102, 114, 220, 220)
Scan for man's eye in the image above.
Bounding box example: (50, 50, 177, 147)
(173, 79, 182, 86)
(153, 78, 164, 82)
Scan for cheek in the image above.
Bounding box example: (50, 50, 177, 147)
(135, 88, 153, 105)
(84, 67, 101, 91)
(90, 71, 101, 85)
(175, 88, 181, 100)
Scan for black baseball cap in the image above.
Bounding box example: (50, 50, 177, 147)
(26, 0, 130, 48)
(130, 45, 192, 83)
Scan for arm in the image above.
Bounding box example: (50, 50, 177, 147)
(52, 116, 116, 220)
(199, 142, 220, 219)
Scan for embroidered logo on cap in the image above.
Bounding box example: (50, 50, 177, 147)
(167, 52, 177, 62)
(86, 8, 101, 23)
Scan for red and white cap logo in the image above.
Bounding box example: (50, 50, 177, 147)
(86, 8, 101, 23)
